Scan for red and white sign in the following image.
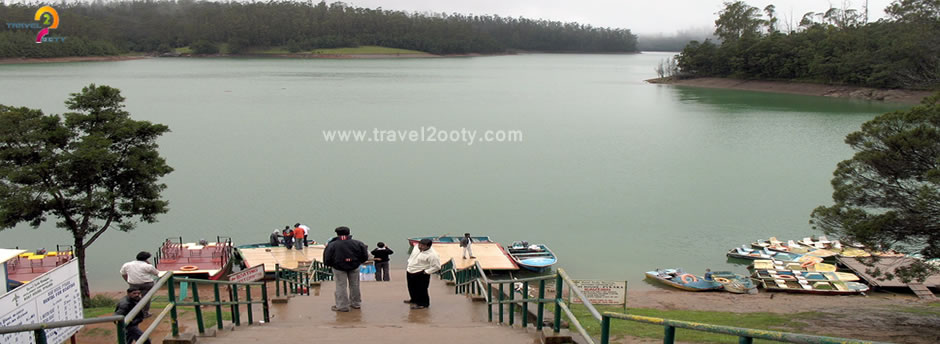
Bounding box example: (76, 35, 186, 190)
(228, 264, 265, 283)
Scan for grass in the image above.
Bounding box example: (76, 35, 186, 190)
(84, 300, 171, 318)
(885, 302, 940, 316)
(201, 309, 234, 328)
(567, 304, 829, 344)
(174, 46, 192, 54)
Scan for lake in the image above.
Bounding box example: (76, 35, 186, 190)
(0, 53, 908, 290)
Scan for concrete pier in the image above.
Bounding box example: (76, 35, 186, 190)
(194, 269, 539, 343)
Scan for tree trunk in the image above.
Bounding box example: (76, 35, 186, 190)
(74, 235, 91, 308)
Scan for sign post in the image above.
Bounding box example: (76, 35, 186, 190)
(0, 259, 83, 344)
(228, 264, 265, 284)
(569, 279, 628, 310)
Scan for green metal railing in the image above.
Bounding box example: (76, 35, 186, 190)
(600, 313, 892, 344)
(170, 276, 270, 337)
(451, 263, 890, 344)
(452, 262, 600, 344)
(0, 271, 272, 344)
(274, 260, 332, 297)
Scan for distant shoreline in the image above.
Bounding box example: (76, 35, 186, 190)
(648, 77, 933, 104)
(0, 55, 151, 64)
(0, 52, 487, 65)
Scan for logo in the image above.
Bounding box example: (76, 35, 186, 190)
(4, 6, 66, 43)
(34, 6, 60, 43)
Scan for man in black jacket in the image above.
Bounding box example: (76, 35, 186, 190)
(114, 287, 150, 344)
(370, 242, 394, 281)
(322, 226, 369, 312)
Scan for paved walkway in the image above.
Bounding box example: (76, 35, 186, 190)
(196, 269, 539, 344)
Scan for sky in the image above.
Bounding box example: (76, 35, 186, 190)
(344, 0, 897, 34)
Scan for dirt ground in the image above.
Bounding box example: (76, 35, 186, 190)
(648, 77, 934, 104)
(625, 288, 940, 343)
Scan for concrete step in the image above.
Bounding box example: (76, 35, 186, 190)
(189, 269, 539, 344)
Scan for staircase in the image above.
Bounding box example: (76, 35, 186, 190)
(909, 283, 937, 300)
(194, 269, 539, 344)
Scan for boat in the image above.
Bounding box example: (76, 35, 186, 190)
(726, 246, 802, 262)
(749, 259, 836, 272)
(507, 242, 557, 272)
(154, 236, 234, 280)
(710, 271, 758, 294)
(754, 272, 869, 295)
(751, 269, 860, 282)
(3, 245, 74, 285)
(645, 269, 723, 291)
(407, 235, 493, 245)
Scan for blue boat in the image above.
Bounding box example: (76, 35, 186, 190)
(408, 236, 493, 245)
(645, 269, 723, 291)
(507, 242, 557, 272)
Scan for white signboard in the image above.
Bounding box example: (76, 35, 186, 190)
(0, 259, 83, 344)
(570, 280, 627, 306)
(228, 264, 265, 283)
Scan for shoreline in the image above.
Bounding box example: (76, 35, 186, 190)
(649, 77, 934, 104)
(0, 55, 151, 64)
(0, 52, 493, 65)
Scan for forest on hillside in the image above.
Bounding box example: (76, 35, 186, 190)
(0, 0, 638, 58)
(673, 0, 939, 90)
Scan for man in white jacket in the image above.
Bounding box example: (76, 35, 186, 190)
(404, 239, 440, 309)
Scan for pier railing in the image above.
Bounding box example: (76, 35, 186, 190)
(450, 262, 890, 344)
(274, 260, 333, 297)
(599, 313, 891, 344)
(0, 272, 271, 344)
(452, 262, 601, 344)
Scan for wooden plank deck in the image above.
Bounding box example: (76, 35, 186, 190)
(838, 256, 940, 288)
(239, 245, 325, 272)
(430, 243, 518, 270)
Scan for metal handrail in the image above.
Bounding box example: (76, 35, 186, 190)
(558, 269, 602, 321)
(0, 316, 123, 335)
(136, 302, 175, 344)
(601, 312, 893, 344)
(125, 272, 173, 324)
(557, 302, 597, 344)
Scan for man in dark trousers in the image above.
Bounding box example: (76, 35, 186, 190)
(404, 238, 441, 309)
(370, 242, 394, 281)
(114, 287, 150, 344)
(322, 226, 369, 312)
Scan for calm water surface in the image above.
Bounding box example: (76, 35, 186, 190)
(0, 53, 908, 290)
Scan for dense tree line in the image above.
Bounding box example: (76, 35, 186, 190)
(675, 0, 939, 90)
(0, 0, 638, 58)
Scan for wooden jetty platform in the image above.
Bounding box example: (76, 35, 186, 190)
(193, 269, 540, 344)
(432, 243, 519, 270)
(238, 245, 326, 272)
(838, 256, 939, 299)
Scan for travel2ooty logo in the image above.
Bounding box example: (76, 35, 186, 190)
(4, 6, 67, 43)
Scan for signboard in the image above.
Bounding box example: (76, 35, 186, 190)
(228, 264, 264, 283)
(526, 279, 627, 305)
(569, 280, 627, 306)
(0, 259, 83, 344)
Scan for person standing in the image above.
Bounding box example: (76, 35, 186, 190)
(114, 287, 151, 344)
(296, 223, 311, 247)
(120, 251, 159, 317)
(460, 233, 476, 259)
(405, 239, 441, 309)
(371, 242, 394, 282)
(292, 224, 305, 250)
(322, 226, 368, 312)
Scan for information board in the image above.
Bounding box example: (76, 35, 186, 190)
(228, 264, 265, 283)
(0, 259, 83, 344)
(569, 280, 627, 305)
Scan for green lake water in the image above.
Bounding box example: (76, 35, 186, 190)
(0, 53, 909, 290)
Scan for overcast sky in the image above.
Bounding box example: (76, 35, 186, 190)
(346, 0, 896, 34)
